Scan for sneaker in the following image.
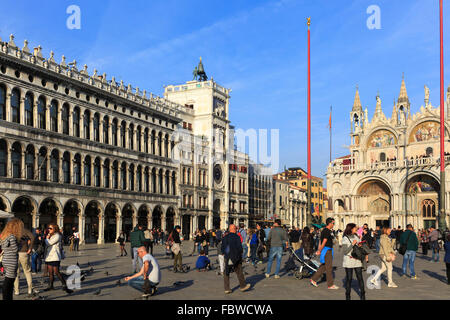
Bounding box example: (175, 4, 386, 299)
(265, 273, 270, 278)
(310, 279, 318, 287)
(274, 275, 280, 279)
(257, 261, 263, 264)
(14, 291, 20, 296)
(388, 282, 398, 288)
(411, 276, 420, 280)
(370, 278, 378, 286)
(327, 285, 339, 290)
(240, 284, 251, 292)
(401, 274, 408, 278)
(224, 290, 232, 294)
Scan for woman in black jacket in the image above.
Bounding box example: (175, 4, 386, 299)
(300, 227, 314, 258)
(201, 229, 210, 257)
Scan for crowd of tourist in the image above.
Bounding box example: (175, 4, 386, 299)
(1, 217, 449, 300)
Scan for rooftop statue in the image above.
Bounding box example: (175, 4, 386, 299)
(193, 57, 208, 81)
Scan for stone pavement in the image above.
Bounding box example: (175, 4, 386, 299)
(8, 241, 450, 300)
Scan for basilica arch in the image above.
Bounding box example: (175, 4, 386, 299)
(354, 178, 392, 227)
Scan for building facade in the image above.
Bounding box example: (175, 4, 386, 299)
(289, 185, 307, 228)
(0, 35, 181, 244)
(248, 163, 273, 227)
(272, 178, 290, 225)
(327, 78, 450, 231)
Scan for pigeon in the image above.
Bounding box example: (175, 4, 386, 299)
(93, 289, 101, 295)
(76, 261, 80, 268)
(115, 279, 121, 286)
(32, 295, 46, 301)
(80, 274, 86, 282)
(104, 271, 109, 276)
(89, 267, 94, 274)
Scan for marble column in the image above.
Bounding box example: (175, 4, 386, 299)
(98, 214, 105, 244)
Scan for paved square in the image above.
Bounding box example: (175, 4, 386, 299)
(9, 242, 450, 300)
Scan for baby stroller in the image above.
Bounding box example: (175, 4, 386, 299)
(285, 247, 321, 280)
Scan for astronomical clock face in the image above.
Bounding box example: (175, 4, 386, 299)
(214, 164, 223, 184)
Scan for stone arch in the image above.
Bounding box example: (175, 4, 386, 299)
(11, 196, 36, 230)
(166, 206, 176, 231)
(407, 118, 450, 144)
(104, 202, 120, 243)
(122, 203, 137, 238)
(363, 126, 398, 151)
(63, 199, 82, 236)
(353, 176, 393, 195)
(152, 205, 163, 230)
(0, 194, 11, 212)
(38, 197, 63, 229)
(138, 204, 150, 228)
(84, 200, 102, 243)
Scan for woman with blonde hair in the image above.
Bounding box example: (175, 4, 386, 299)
(370, 226, 398, 288)
(0, 218, 24, 300)
(43, 224, 72, 294)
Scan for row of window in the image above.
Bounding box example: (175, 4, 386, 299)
(181, 168, 208, 187)
(0, 85, 174, 157)
(229, 201, 247, 213)
(181, 195, 208, 209)
(0, 140, 177, 195)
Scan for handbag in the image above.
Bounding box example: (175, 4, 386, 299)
(346, 236, 365, 261)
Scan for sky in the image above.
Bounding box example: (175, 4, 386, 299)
(1, 0, 450, 186)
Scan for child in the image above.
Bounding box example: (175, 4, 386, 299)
(195, 250, 211, 272)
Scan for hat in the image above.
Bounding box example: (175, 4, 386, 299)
(174, 225, 181, 230)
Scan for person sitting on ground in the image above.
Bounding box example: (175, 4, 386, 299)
(124, 246, 161, 297)
(195, 250, 211, 272)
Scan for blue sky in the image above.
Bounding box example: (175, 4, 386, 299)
(1, 0, 450, 185)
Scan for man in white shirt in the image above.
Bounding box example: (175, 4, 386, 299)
(124, 246, 161, 297)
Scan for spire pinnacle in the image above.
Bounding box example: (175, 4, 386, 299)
(398, 75, 409, 104)
(352, 86, 362, 112)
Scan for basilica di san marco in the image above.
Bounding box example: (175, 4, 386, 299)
(327, 77, 450, 231)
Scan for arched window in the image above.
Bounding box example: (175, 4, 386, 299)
(50, 100, 58, 132)
(129, 124, 134, 150)
(159, 169, 163, 193)
(103, 159, 110, 188)
(84, 155, 91, 186)
(73, 154, 81, 185)
(11, 89, 20, 123)
(62, 104, 69, 134)
(121, 162, 127, 190)
(422, 199, 436, 218)
(39, 147, 47, 181)
(63, 152, 70, 184)
(0, 140, 6, 176)
(172, 172, 176, 195)
(112, 119, 118, 146)
(165, 134, 169, 158)
(152, 168, 156, 193)
(103, 116, 109, 144)
(73, 107, 80, 137)
(112, 161, 118, 189)
(25, 145, 35, 180)
(158, 133, 162, 156)
(151, 131, 156, 154)
(144, 167, 149, 193)
(38, 97, 46, 130)
(84, 110, 90, 140)
(120, 121, 126, 148)
(25, 93, 34, 126)
(93, 113, 100, 142)
(129, 164, 135, 191)
(165, 171, 170, 194)
(11, 142, 21, 178)
(137, 126, 141, 152)
(379, 152, 386, 162)
(0, 85, 5, 120)
(50, 150, 59, 182)
(94, 158, 100, 187)
(426, 147, 433, 157)
(137, 166, 142, 192)
(144, 129, 149, 153)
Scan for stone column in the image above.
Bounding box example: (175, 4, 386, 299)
(124, 123, 129, 149)
(19, 96, 25, 125)
(132, 129, 137, 151)
(79, 107, 85, 139)
(5, 86, 11, 122)
(79, 213, 85, 245)
(109, 162, 113, 189)
(99, 159, 104, 187)
(132, 213, 137, 228)
(98, 214, 105, 244)
(20, 150, 25, 179)
(58, 214, 64, 230)
(68, 104, 73, 136)
(147, 213, 152, 230)
(58, 155, 63, 183)
(161, 213, 166, 232)
(57, 104, 63, 134)
(116, 215, 122, 242)
(80, 156, 85, 185)
(99, 116, 104, 143)
(89, 114, 94, 141)
(107, 118, 112, 145)
(33, 98, 39, 128)
(33, 149, 38, 180)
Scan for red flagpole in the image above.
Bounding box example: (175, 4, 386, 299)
(307, 17, 312, 226)
(439, 0, 447, 230)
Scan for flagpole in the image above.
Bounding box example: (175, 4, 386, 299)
(439, 0, 447, 230)
(306, 17, 312, 226)
(330, 106, 332, 163)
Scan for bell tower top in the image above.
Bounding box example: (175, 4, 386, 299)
(193, 57, 208, 82)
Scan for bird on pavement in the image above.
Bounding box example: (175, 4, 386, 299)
(93, 289, 101, 295)
(76, 261, 80, 268)
(115, 279, 121, 286)
(104, 271, 109, 276)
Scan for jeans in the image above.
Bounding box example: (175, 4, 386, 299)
(31, 252, 42, 273)
(128, 276, 158, 293)
(345, 267, 365, 300)
(431, 241, 439, 261)
(266, 246, 283, 275)
(73, 238, 79, 251)
(402, 250, 416, 277)
(132, 247, 142, 273)
(375, 238, 380, 253)
(242, 244, 248, 260)
(446, 263, 450, 284)
(250, 244, 258, 264)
